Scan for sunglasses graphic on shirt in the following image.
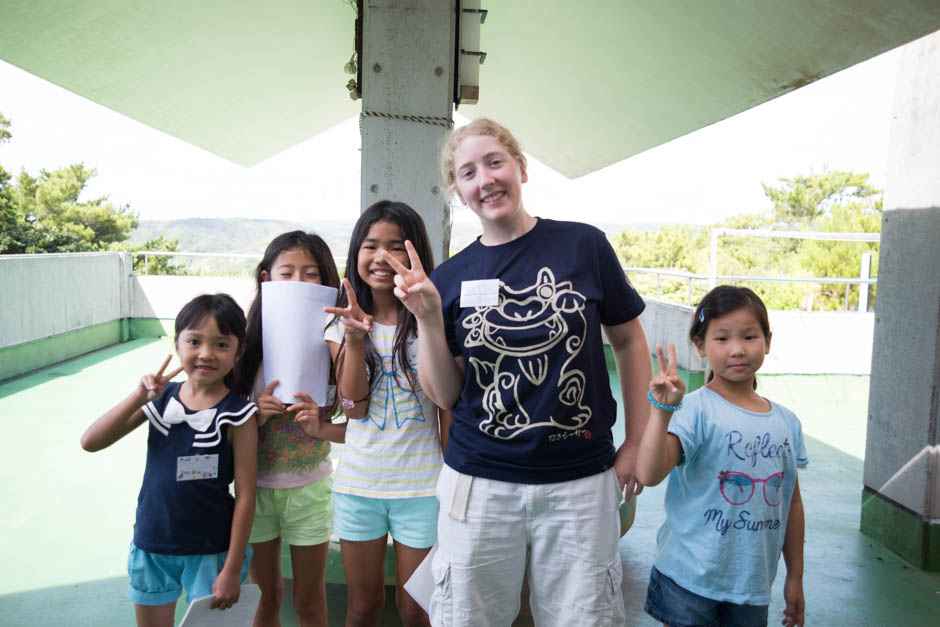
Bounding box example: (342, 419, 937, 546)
(717, 470, 784, 507)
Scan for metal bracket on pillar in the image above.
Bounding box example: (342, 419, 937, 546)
(455, 0, 485, 106)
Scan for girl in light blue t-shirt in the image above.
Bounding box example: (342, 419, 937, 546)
(637, 286, 807, 627)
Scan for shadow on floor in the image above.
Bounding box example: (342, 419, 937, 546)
(0, 338, 165, 400)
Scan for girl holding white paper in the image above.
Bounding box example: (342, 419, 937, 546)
(233, 231, 345, 627)
(81, 294, 258, 626)
(324, 201, 450, 627)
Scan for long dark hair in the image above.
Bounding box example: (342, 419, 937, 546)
(334, 201, 435, 393)
(233, 231, 341, 415)
(175, 293, 246, 389)
(690, 285, 770, 390)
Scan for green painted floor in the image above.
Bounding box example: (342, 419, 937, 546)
(1, 339, 938, 625)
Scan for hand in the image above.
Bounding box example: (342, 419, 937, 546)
(614, 445, 644, 501)
(288, 393, 322, 437)
(782, 577, 804, 626)
(381, 240, 442, 320)
(324, 278, 373, 342)
(136, 354, 184, 403)
(210, 568, 241, 610)
(649, 343, 685, 409)
(256, 379, 285, 427)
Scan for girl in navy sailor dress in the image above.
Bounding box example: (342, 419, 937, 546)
(81, 293, 258, 627)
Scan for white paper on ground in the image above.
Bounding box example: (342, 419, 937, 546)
(179, 584, 261, 627)
(403, 542, 438, 614)
(261, 281, 338, 406)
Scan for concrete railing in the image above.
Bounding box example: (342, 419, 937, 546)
(638, 299, 874, 376)
(0, 252, 131, 349)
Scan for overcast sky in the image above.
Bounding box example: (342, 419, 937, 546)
(0, 45, 898, 228)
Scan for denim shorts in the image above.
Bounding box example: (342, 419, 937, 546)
(127, 542, 252, 606)
(332, 492, 438, 548)
(644, 566, 768, 627)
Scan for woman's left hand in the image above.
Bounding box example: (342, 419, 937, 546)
(289, 393, 322, 437)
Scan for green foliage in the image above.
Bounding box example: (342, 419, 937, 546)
(763, 170, 877, 228)
(0, 113, 11, 144)
(0, 113, 138, 254)
(110, 235, 184, 275)
(614, 169, 881, 311)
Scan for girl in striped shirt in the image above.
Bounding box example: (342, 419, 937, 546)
(324, 201, 449, 627)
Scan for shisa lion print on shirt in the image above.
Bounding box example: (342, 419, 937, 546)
(461, 267, 590, 440)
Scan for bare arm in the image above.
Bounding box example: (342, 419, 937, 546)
(383, 241, 465, 409)
(438, 407, 452, 453)
(80, 354, 183, 452)
(325, 310, 370, 420)
(415, 315, 464, 409)
(636, 343, 686, 486)
(312, 419, 347, 443)
(781, 477, 805, 627)
(604, 318, 653, 499)
(212, 416, 258, 610)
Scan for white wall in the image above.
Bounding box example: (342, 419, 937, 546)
(639, 299, 874, 375)
(764, 310, 874, 375)
(131, 276, 255, 319)
(0, 252, 130, 349)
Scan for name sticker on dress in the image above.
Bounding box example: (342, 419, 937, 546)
(460, 279, 499, 307)
(177, 454, 219, 481)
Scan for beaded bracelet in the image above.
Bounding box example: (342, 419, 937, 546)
(647, 390, 682, 413)
(341, 396, 370, 410)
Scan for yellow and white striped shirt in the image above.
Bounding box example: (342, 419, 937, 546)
(325, 320, 443, 498)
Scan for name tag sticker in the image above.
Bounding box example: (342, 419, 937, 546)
(177, 454, 219, 481)
(460, 279, 500, 307)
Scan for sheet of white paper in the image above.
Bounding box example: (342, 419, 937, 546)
(403, 542, 438, 614)
(261, 281, 337, 405)
(179, 584, 261, 627)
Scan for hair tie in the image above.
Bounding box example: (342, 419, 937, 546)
(699, 310, 705, 323)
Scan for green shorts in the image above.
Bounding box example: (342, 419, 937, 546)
(249, 478, 333, 546)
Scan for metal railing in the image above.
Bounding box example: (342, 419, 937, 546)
(135, 251, 875, 311)
(135, 251, 347, 276)
(624, 266, 876, 311)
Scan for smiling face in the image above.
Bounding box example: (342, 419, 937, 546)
(695, 306, 772, 389)
(261, 247, 323, 284)
(175, 314, 240, 390)
(453, 133, 528, 229)
(356, 220, 409, 293)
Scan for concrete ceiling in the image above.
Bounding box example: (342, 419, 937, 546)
(2, 1, 939, 177)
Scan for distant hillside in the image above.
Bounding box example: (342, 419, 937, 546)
(128, 217, 660, 267)
(129, 218, 353, 257)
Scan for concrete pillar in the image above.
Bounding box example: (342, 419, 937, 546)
(861, 30, 940, 571)
(360, 0, 456, 264)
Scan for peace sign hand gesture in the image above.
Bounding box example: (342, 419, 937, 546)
(649, 343, 686, 410)
(380, 240, 441, 320)
(324, 278, 373, 342)
(137, 354, 184, 403)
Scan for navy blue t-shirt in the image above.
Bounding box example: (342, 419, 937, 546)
(133, 382, 257, 555)
(430, 218, 645, 484)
